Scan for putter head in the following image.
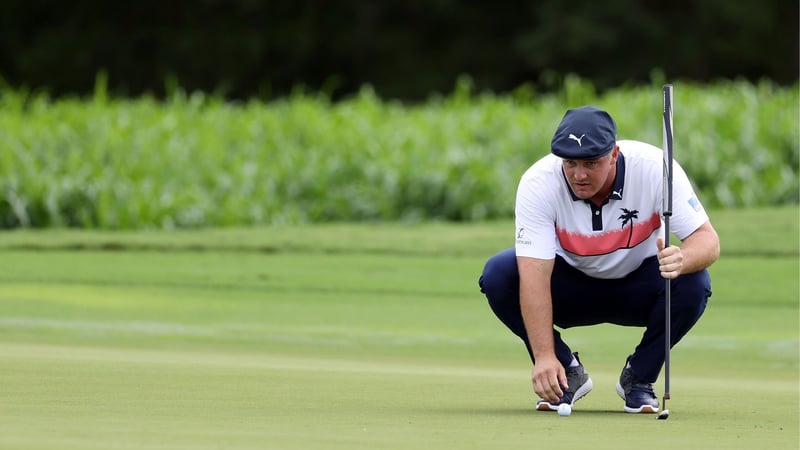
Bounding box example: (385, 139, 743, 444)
(656, 409, 670, 420)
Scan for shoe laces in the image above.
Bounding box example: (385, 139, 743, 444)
(630, 380, 655, 395)
(563, 365, 586, 396)
(621, 367, 655, 396)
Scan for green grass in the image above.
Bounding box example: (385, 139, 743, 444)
(1, 80, 797, 228)
(0, 207, 797, 449)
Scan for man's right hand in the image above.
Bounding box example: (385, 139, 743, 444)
(532, 355, 567, 403)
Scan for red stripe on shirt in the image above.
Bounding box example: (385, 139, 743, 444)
(556, 212, 661, 256)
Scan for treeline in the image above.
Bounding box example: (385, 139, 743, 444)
(0, 0, 797, 100)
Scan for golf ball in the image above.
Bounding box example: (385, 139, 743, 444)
(557, 404, 572, 416)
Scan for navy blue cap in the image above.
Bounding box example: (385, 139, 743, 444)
(550, 106, 617, 159)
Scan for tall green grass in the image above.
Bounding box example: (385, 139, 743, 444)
(0, 77, 797, 229)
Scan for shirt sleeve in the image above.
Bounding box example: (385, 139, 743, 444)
(515, 173, 558, 259)
(669, 159, 710, 240)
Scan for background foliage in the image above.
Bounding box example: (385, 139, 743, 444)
(1, 2, 797, 229)
(1, 78, 796, 229)
(0, 0, 797, 100)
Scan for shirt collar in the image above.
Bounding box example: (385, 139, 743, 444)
(563, 152, 626, 203)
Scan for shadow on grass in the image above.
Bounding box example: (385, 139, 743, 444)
(416, 406, 627, 417)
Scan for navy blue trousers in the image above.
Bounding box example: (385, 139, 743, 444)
(478, 248, 711, 383)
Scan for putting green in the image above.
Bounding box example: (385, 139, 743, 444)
(0, 210, 797, 449)
(1, 342, 796, 449)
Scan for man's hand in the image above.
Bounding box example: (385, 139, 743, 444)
(532, 355, 567, 403)
(656, 237, 683, 279)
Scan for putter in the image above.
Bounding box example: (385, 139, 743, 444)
(658, 84, 674, 421)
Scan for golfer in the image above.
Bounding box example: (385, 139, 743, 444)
(478, 106, 719, 413)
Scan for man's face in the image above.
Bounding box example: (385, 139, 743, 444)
(561, 148, 618, 201)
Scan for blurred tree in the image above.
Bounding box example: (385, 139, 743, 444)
(0, 0, 795, 100)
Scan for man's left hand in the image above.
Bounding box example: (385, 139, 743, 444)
(656, 237, 683, 279)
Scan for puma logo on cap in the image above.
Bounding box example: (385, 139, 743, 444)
(568, 133, 585, 146)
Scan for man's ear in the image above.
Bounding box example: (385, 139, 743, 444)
(610, 145, 620, 164)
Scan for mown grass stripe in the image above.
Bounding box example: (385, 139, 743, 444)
(1, 343, 796, 391)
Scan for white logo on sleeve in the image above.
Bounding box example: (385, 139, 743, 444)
(568, 133, 585, 146)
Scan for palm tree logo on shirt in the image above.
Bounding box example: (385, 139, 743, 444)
(618, 208, 639, 247)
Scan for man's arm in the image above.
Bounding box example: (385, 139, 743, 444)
(517, 256, 566, 403)
(657, 221, 720, 279)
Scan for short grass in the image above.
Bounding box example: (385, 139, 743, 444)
(0, 207, 797, 449)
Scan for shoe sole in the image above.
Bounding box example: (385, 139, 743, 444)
(615, 382, 659, 414)
(536, 377, 593, 411)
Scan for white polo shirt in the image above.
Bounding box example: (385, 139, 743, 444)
(514, 140, 709, 279)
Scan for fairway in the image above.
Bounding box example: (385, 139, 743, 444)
(1, 207, 798, 449)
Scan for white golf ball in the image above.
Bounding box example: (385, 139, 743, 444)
(557, 404, 572, 416)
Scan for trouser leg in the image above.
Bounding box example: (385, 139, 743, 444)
(550, 255, 711, 382)
(478, 248, 711, 381)
(478, 248, 575, 367)
(627, 267, 711, 382)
